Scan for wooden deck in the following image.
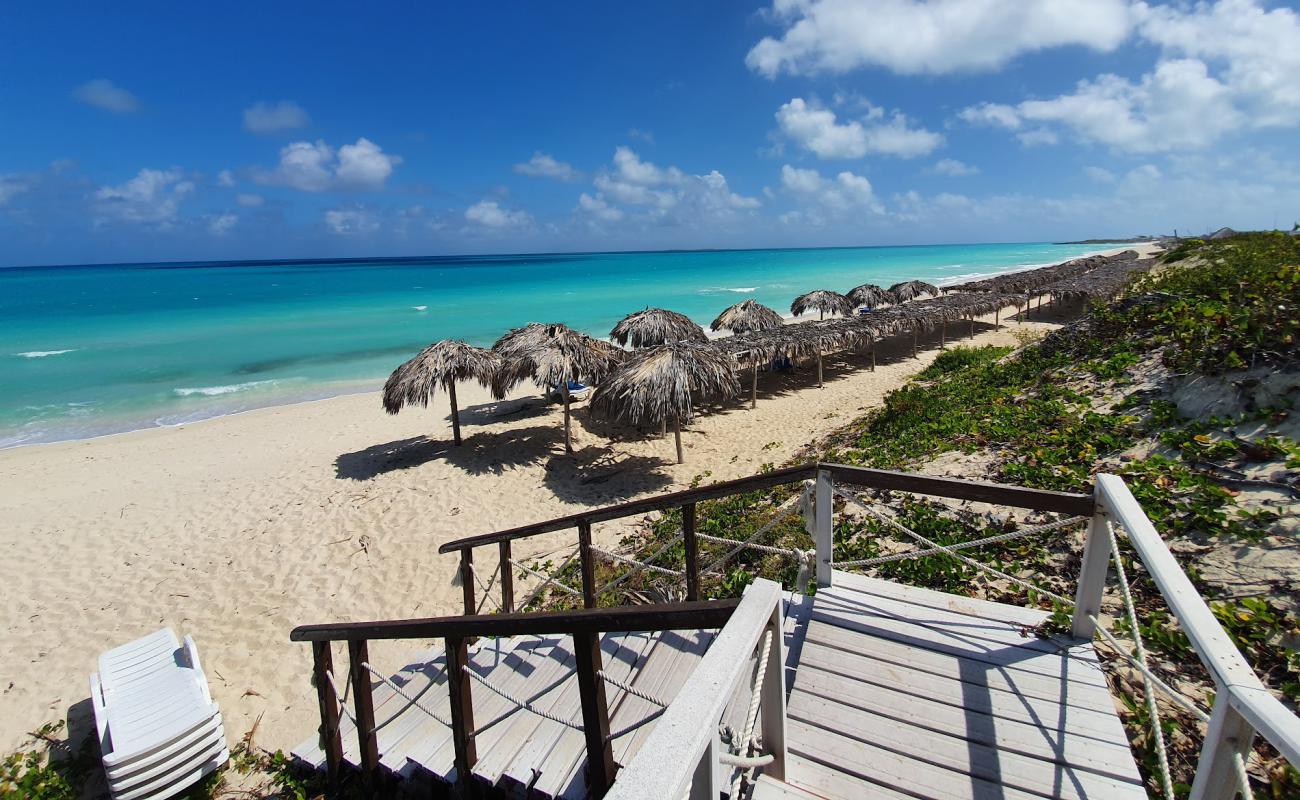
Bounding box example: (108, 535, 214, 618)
(765, 571, 1144, 800)
(294, 571, 1143, 799)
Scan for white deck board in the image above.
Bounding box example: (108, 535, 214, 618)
(783, 573, 1143, 800)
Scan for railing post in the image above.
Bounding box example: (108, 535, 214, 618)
(460, 547, 476, 616)
(761, 600, 788, 780)
(1189, 688, 1256, 800)
(1072, 492, 1113, 639)
(347, 640, 380, 791)
(814, 468, 833, 588)
(498, 540, 514, 614)
(682, 502, 700, 601)
(446, 635, 478, 789)
(689, 733, 720, 800)
(573, 631, 616, 797)
(310, 642, 343, 787)
(578, 519, 597, 608)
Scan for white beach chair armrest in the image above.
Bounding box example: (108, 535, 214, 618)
(181, 634, 214, 703)
(90, 672, 110, 749)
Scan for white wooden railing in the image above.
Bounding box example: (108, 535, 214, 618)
(604, 471, 1299, 799)
(606, 578, 786, 800)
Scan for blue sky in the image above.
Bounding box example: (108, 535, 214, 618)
(2, 0, 1299, 266)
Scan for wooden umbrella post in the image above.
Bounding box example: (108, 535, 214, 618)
(912, 330, 918, 359)
(447, 380, 462, 446)
(562, 382, 573, 454)
(940, 321, 947, 349)
(751, 359, 758, 410)
(673, 416, 684, 464)
(870, 342, 876, 372)
(816, 349, 823, 388)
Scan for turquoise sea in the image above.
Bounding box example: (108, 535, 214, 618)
(0, 242, 1117, 448)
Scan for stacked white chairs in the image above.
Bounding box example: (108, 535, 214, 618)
(90, 628, 229, 799)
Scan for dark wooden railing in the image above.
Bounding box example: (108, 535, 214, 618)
(291, 600, 740, 796)
(439, 461, 1094, 614)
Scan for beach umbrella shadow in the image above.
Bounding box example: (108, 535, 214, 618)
(334, 435, 451, 480)
(540, 446, 674, 504)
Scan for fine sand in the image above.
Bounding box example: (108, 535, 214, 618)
(0, 252, 1152, 757)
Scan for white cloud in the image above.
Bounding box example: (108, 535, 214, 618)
(585, 148, 761, 228)
(94, 168, 194, 226)
(1084, 166, 1117, 183)
(747, 0, 1133, 77)
(208, 213, 237, 235)
(243, 101, 310, 134)
(217, 169, 236, 187)
(324, 208, 380, 235)
(72, 79, 140, 113)
(235, 193, 264, 207)
(926, 158, 979, 177)
(465, 200, 533, 229)
(576, 193, 624, 222)
(256, 138, 400, 191)
(955, 1, 1300, 153)
(0, 175, 30, 205)
(514, 152, 581, 181)
(775, 98, 942, 159)
(628, 128, 656, 144)
(780, 164, 883, 214)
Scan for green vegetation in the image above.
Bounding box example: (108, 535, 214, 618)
(0, 724, 91, 800)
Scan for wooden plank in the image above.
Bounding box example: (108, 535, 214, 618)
(610, 629, 715, 766)
(807, 605, 1103, 683)
(571, 632, 624, 798)
(782, 594, 813, 695)
(291, 597, 739, 642)
(538, 631, 665, 799)
(830, 570, 1049, 629)
(460, 549, 475, 617)
(499, 540, 515, 613)
(347, 640, 381, 788)
(789, 693, 1145, 799)
(787, 718, 1048, 800)
(578, 519, 597, 609)
(815, 586, 1081, 658)
(310, 642, 343, 784)
(793, 665, 1140, 781)
(445, 636, 476, 787)
(500, 632, 645, 795)
(783, 753, 915, 800)
(796, 641, 1126, 740)
(824, 463, 1094, 516)
(682, 503, 699, 601)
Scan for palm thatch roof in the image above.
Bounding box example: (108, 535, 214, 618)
(1044, 257, 1157, 302)
(888, 280, 941, 303)
(847, 283, 893, 308)
(590, 342, 740, 427)
(382, 339, 501, 414)
(491, 322, 623, 399)
(949, 250, 1141, 295)
(791, 290, 853, 318)
(610, 308, 708, 348)
(710, 299, 784, 334)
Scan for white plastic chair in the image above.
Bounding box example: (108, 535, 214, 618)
(90, 628, 229, 800)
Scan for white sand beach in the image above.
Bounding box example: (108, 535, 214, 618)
(0, 247, 1156, 756)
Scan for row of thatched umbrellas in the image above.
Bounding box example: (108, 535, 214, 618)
(382, 277, 950, 464)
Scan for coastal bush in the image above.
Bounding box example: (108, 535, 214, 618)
(0, 723, 94, 800)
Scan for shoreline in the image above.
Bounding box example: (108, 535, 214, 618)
(1, 243, 1146, 452)
(0, 298, 1091, 755)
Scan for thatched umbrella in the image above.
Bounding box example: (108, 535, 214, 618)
(711, 300, 783, 409)
(888, 280, 940, 303)
(847, 283, 893, 309)
(791, 290, 853, 387)
(610, 308, 708, 348)
(591, 342, 739, 464)
(492, 322, 623, 453)
(383, 339, 502, 446)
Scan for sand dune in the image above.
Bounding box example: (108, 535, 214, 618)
(0, 303, 1082, 756)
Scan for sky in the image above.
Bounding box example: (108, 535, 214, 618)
(2, 0, 1299, 266)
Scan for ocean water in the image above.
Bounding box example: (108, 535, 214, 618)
(0, 242, 1117, 448)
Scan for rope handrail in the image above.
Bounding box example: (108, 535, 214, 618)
(726, 629, 774, 798)
(469, 561, 502, 612)
(508, 556, 583, 598)
(598, 669, 669, 708)
(363, 660, 451, 730)
(831, 514, 1086, 568)
(595, 533, 684, 597)
(323, 669, 357, 727)
(700, 493, 804, 575)
(833, 487, 1075, 606)
(591, 545, 685, 579)
(461, 664, 584, 732)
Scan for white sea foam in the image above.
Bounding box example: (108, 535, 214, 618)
(174, 380, 277, 397)
(14, 349, 76, 358)
(412, 305, 428, 311)
(698, 286, 758, 295)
